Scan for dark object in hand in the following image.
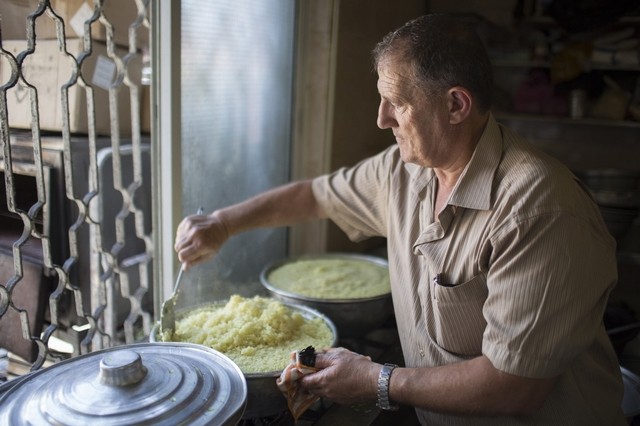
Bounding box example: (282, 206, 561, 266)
(299, 346, 316, 367)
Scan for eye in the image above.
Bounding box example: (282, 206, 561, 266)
(384, 98, 399, 109)
(394, 102, 408, 113)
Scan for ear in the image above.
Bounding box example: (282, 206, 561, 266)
(447, 87, 472, 124)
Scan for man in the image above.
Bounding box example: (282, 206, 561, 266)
(175, 14, 626, 425)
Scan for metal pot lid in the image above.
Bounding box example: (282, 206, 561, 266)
(0, 342, 247, 425)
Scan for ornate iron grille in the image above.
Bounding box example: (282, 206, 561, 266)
(0, 0, 152, 375)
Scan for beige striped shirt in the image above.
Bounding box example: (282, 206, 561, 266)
(312, 115, 626, 425)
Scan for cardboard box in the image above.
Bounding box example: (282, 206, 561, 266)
(0, 38, 141, 135)
(0, 0, 148, 49)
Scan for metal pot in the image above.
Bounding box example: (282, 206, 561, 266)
(260, 253, 394, 337)
(0, 342, 247, 425)
(578, 169, 640, 193)
(578, 169, 640, 239)
(150, 299, 338, 419)
(622, 366, 640, 419)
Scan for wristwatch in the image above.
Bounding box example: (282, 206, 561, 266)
(376, 363, 399, 411)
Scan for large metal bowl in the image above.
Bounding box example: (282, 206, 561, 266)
(150, 299, 337, 419)
(260, 253, 394, 338)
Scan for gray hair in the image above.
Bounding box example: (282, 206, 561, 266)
(373, 14, 493, 112)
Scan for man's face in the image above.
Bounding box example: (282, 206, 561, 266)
(376, 60, 451, 168)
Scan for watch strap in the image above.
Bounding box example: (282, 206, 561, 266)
(376, 363, 399, 411)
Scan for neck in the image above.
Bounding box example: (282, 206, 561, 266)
(434, 112, 489, 188)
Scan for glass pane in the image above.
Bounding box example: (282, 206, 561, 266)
(179, 0, 295, 303)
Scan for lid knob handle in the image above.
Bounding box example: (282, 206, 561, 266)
(99, 350, 148, 386)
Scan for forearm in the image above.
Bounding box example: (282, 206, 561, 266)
(215, 179, 325, 237)
(390, 355, 556, 415)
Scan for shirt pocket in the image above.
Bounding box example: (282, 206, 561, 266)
(430, 273, 488, 356)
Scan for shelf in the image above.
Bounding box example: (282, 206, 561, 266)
(492, 59, 640, 72)
(619, 251, 640, 266)
(491, 13, 640, 71)
(521, 15, 640, 26)
(495, 113, 640, 128)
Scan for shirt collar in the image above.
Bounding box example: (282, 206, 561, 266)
(404, 114, 502, 211)
(448, 114, 502, 211)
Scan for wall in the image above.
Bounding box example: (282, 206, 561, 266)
(324, 0, 427, 253)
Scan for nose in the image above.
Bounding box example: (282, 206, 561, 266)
(377, 99, 396, 129)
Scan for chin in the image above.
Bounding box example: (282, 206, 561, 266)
(398, 150, 419, 165)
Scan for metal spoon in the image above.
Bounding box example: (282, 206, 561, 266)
(160, 207, 204, 338)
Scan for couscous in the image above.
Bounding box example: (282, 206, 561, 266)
(267, 258, 390, 299)
(162, 295, 334, 373)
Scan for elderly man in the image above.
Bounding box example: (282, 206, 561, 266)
(175, 14, 625, 425)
